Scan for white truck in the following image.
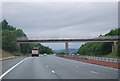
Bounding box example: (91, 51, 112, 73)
(32, 48, 39, 57)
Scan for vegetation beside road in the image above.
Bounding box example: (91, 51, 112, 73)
(1, 19, 30, 55)
(0, 49, 16, 60)
(56, 52, 66, 55)
(77, 28, 120, 58)
(102, 52, 119, 58)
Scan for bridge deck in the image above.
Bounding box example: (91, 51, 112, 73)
(17, 38, 119, 43)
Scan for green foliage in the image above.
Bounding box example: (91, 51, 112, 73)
(56, 52, 66, 55)
(2, 30, 18, 52)
(1, 20, 30, 55)
(105, 28, 120, 36)
(20, 44, 31, 54)
(38, 44, 54, 54)
(2, 20, 16, 30)
(78, 42, 112, 56)
(12, 52, 21, 56)
(102, 52, 119, 58)
(14, 29, 26, 37)
(77, 28, 120, 57)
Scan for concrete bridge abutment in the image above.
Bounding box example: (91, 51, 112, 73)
(112, 41, 118, 53)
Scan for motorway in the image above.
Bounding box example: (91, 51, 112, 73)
(1, 55, 118, 79)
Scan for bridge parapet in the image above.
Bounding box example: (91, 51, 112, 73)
(17, 36, 120, 41)
(93, 36, 119, 39)
(17, 37, 28, 40)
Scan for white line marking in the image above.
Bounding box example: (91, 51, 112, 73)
(59, 57, 118, 70)
(0, 57, 29, 80)
(52, 70, 55, 73)
(89, 64, 118, 70)
(91, 71, 99, 74)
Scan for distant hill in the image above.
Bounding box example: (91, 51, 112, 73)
(53, 48, 78, 53)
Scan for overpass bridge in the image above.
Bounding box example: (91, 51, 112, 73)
(17, 36, 120, 55)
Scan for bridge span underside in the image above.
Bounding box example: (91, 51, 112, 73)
(17, 37, 119, 55)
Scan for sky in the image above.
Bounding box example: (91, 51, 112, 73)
(1, 1, 118, 50)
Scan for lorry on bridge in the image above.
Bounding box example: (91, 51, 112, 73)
(32, 48, 39, 57)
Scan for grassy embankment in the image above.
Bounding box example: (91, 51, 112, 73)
(102, 52, 119, 58)
(80, 52, 119, 58)
(0, 49, 16, 60)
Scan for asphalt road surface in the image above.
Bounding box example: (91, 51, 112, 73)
(2, 56, 27, 74)
(1, 55, 118, 79)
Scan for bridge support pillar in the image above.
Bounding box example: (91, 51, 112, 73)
(112, 41, 118, 53)
(65, 42, 68, 55)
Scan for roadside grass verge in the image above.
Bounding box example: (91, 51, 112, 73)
(0, 50, 16, 60)
(0, 49, 31, 60)
(78, 52, 119, 58)
(0, 56, 16, 60)
(102, 52, 119, 58)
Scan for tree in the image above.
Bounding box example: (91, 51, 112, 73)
(2, 20, 16, 30)
(2, 20, 8, 30)
(39, 45, 54, 54)
(77, 28, 120, 57)
(2, 30, 18, 52)
(1, 20, 28, 54)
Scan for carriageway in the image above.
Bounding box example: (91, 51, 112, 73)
(17, 36, 120, 55)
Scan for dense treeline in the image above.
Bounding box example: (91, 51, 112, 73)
(77, 28, 120, 57)
(1, 20, 53, 55)
(1, 19, 29, 55)
(56, 52, 66, 55)
(38, 44, 54, 54)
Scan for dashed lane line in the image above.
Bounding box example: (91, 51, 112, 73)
(91, 71, 99, 74)
(52, 70, 55, 73)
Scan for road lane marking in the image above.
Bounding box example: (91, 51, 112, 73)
(58, 57, 118, 70)
(52, 70, 55, 73)
(0, 57, 29, 80)
(90, 64, 118, 70)
(91, 71, 99, 74)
